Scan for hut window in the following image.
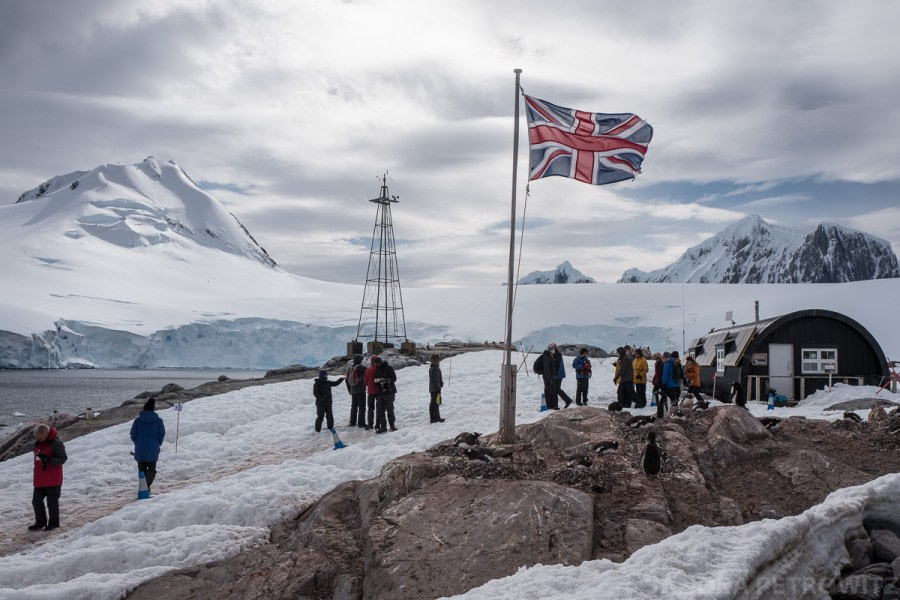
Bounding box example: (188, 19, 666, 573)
(715, 347, 725, 374)
(801, 348, 838, 374)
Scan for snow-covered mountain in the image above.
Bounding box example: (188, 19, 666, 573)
(14, 156, 276, 266)
(619, 215, 900, 283)
(517, 261, 596, 284)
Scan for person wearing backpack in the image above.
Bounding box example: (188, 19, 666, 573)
(572, 348, 592, 406)
(662, 351, 682, 410)
(535, 344, 559, 409)
(346, 354, 367, 428)
(313, 370, 345, 433)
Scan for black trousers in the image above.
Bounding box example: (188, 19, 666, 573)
(32, 486, 61, 527)
(665, 387, 681, 409)
(575, 379, 589, 405)
(542, 378, 558, 409)
(635, 383, 647, 408)
(350, 391, 366, 427)
(617, 381, 635, 407)
(556, 380, 573, 407)
(366, 393, 376, 428)
(429, 391, 442, 422)
(688, 386, 704, 402)
(138, 461, 157, 489)
(315, 398, 334, 432)
(375, 393, 396, 431)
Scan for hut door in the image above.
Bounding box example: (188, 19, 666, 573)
(769, 343, 793, 400)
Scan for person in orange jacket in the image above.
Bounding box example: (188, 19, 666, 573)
(684, 355, 704, 403)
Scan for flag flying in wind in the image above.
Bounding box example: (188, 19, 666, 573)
(524, 95, 653, 185)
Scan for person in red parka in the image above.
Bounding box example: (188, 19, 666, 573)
(29, 424, 68, 532)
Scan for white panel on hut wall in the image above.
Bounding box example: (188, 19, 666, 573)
(769, 343, 794, 399)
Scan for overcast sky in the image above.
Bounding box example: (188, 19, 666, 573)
(3, 0, 900, 286)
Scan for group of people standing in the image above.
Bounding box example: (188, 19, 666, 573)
(313, 353, 447, 435)
(536, 343, 593, 409)
(548, 344, 707, 419)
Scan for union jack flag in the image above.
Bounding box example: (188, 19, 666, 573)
(524, 95, 653, 185)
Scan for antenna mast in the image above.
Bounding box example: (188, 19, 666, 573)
(354, 173, 409, 353)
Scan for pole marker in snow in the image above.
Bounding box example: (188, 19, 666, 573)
(331, 428, 347, 450)
(540, 392, 548, 412)
(137, 470, 150, 500)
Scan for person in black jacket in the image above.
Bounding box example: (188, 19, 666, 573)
(537, 343, 560, 410)
(313, 370, 344, 432)
(428, 353, 445, 423)
(373, 357, 398, 433)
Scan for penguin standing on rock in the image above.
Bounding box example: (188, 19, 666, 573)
(641, 431, 665, 476)
(730, 381, 746, 408)
(454, 432, 481, 449)
(592, 440, 619, 454)
(464, 447, 494, 463)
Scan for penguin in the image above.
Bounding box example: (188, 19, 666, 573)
(843, 411, 862, 423)
(454, 432, 481, 449)
(680, 397, 695, 410)
(566, 454, 593, 470)
(888, 424, 900, 436)
(730, 381, 746, 408)
(758, 416, 781, 430)
(640, 430, 664, 476)
(464, 447, 494, 463)
(592, 440, 619, 454)
(628, 415, 656, 428)
(608, 401, 623, 413)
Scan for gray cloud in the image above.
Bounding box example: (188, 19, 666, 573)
(3, 0, 900, 285)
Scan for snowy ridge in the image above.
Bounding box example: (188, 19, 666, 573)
(619, 215, 900, 283)
(517, 261, 596, 284)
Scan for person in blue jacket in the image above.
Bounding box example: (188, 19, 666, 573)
(660, 351, 682, 417)
(572, 348, 592, 406)
(554, 346, 574, 408)
(130, 398, 166, 493)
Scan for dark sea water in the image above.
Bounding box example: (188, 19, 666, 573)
(0, 368, 265, 438)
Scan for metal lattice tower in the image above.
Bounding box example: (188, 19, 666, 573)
(355, 174, 408, 347)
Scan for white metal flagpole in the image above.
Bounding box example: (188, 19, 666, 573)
(500, 68, 522, 444)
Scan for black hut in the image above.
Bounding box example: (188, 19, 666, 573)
(687, 309, 889, 403)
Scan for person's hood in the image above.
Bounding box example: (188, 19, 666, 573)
(46, 428, 58, 442)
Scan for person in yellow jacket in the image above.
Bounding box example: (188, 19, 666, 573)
(632, 348, 649, 408)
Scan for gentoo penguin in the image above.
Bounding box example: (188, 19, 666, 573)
(730, 381, 746, 408)
(566, 454, 593, 470)
(592, 440, 619, 454)
(843, 411, 863, 423)
(608, 401, 623, 413)
(758, 416, 781, 430)
(454, 432, 481, 449)
(641, 431, 664, 476)
(464, 447, 494, 463)
(628, 415, 656, 428)
(692, 399, 711, 411)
